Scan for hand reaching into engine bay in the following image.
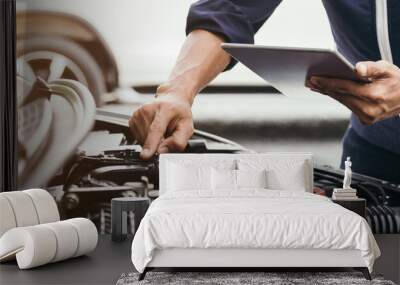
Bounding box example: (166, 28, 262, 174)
(307, 60, 400, 124)
(129, 87, 194, 160)
(129, 30, 231, 160)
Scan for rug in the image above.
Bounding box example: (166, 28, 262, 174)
(116, 271, 395, 285)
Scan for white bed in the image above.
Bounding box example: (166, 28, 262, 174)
(131, 153, 380, 280)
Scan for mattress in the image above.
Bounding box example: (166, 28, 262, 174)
(131, 190, 380, 273)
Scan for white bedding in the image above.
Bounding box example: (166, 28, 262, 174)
(131, 190, 380, 273)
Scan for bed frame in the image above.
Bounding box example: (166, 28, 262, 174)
(139, 248, 371, 280)
(139, 154, 372, 281)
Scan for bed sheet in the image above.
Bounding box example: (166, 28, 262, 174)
(131, 190, 380, 273)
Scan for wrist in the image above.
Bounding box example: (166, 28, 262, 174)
(156, 79, 198, 106)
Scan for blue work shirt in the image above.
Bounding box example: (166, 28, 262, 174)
(186, 0, 400, 155)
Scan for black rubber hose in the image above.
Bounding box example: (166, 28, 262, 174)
(376, 206, 388, 234)
(381, 205, 395, 234)
(369, 206, 381, 234)
(365, 208, 375, 233)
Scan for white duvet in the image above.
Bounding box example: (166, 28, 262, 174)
(131, 190, 380, 273)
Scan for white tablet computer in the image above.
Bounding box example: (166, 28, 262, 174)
(221, 43, 367, 96)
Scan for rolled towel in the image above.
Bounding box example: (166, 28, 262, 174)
(0, 218, 98, 269)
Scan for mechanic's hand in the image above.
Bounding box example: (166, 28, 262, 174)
(306, 60, 400, 124)
(129, 87, 194, 160)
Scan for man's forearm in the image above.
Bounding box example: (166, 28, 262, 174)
(131, 30, 231, 159)
(157, 29, 231, 105)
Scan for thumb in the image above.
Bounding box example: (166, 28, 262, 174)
(355, 61, 391, 79)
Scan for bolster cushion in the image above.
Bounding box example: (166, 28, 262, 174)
(0, 218, 98, 269)
(0, 189, 60, 237)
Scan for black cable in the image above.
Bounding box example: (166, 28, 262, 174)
(375, 206, 387, 234)
(369, 206, 381, 234)
(352, 184, 381, 206)
(384, 206, 399, 233)
(380, 205, 395, 234)
(358, 181, 387, 203)
(390, 207, 400, 234)
(365, 208, 374, 230)
(365, 208, 373, 232)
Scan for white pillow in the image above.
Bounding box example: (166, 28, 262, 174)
(167, 162, 211, 191)
(211, 168, 236, 190)
(267, 166, 307, 191)
(238, 159, 308, 191)
(211, 169, 268, 190)
(236, 169, 267, 189)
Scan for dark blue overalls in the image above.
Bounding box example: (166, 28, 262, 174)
(186, 0, 400, 183)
